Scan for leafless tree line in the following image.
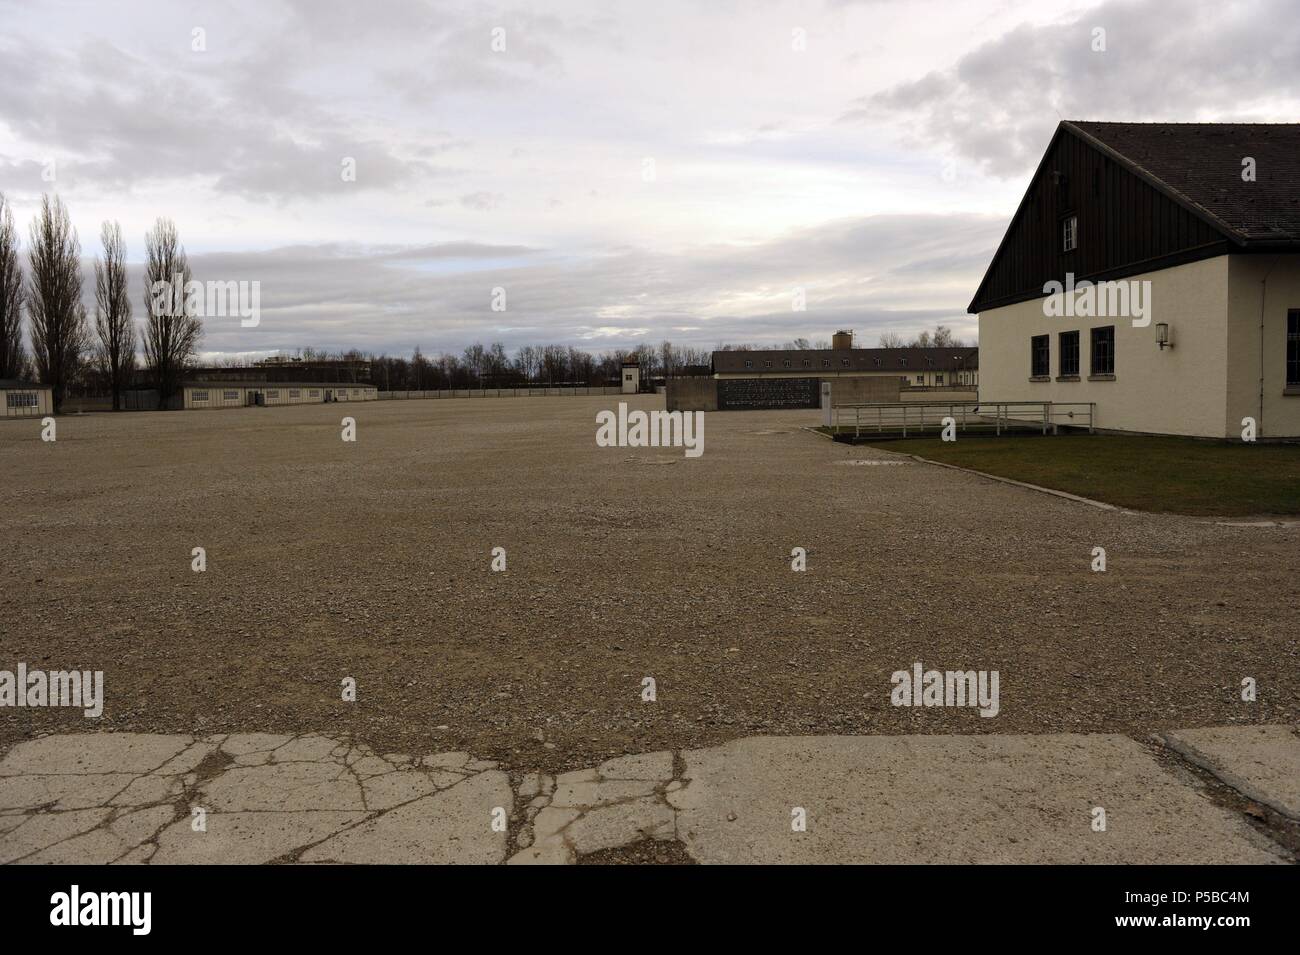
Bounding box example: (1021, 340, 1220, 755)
(714, 326, 968, 351)
(0, 192, 202, 413)
(877, 324, 968, 348)
(366, 340, 711, 392)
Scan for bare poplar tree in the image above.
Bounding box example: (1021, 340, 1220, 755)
(0, 192, 28, 380)
(93, 221, 134, 410)
(142, 218, 202, 408)
(27, 195, 87, 413)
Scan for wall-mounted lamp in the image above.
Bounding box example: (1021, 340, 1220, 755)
(1156, 322, 1173, 350)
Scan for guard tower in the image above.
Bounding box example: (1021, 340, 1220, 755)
(621, 356, 640, 394)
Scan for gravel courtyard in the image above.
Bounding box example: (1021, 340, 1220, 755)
(2, 396, 1297, 772)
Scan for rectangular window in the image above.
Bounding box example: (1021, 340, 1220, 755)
(763, 360, 772, 368)
(783, 359, 791, 368)
(290, 389, 301, 397)
(192, 390, 209, 401)
(1288, 310, 1300, 386)
(223, 390, 238, 400)
(1059, 330, 1080, 377)
(1090, 326, 1115, 376)
(6, 392, 37, 408)
(915, 375, 924, 385)
(1031, 334, 1050, 378)
(802, 359, 811, 368)
(1062, 215, 1077, 252)
(267, 390, 279, 397)
(935, 374, 944, 385)
(822, 359, 830, 367)
(744, 360, 752, 368)
(310, 390, 320, 397)
(841, 358, 850, 367)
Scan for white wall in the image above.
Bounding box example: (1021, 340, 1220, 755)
(1227, 255, 1300, 439)
(977, 256, 1232, 437)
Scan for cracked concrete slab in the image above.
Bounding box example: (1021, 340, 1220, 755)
(153, 810, 370, 864)
(0, 732, 520, 865)
(0, 734, 193, 776)
(667, 735, 1287, 864)
(1163, 725, 1300, 821)
(1, 730, 1293, 864)
(300, 770, 511, 864)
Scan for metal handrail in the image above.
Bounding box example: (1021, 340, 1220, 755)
(833, 400, 1094, 436)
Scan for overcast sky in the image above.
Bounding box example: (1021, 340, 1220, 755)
(2, 0, 1297, 361)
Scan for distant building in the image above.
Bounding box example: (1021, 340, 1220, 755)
(621, 357, 640, 394)
(125, 380, 378, 410)
(180, 381, 377, 409)
(970, 121, 1300, 439)
(0, 379, 52, 418)
(711, 332, 979, 389)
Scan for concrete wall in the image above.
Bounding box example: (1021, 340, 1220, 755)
(715, 368, 977, 387)
(1226, 255, 1300, 439)
(377, 387, 624, 399)
(665, 377, 718, 412)
(977, 256, 1233, 437)
(1, 386, 53, 417)
(899, 389, 978, 402)
(830, 376, 902, 404)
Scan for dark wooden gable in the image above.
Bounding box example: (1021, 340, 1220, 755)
(968, 125, 1233, 313)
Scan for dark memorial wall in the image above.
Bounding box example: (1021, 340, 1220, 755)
(716, 377, 821, 410)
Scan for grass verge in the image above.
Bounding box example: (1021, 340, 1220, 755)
(862, 434, 1300, 516)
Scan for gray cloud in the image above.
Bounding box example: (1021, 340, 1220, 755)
(165, 212, 1000, 358)
(850, 0, 1300, 177)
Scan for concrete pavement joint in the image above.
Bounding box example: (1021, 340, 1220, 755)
(1147, 733, 1300, 861)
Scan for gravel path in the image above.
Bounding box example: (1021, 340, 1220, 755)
(2, 397, 1296, 773)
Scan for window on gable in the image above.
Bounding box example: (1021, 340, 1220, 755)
(1062, 215, 1078, 252)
